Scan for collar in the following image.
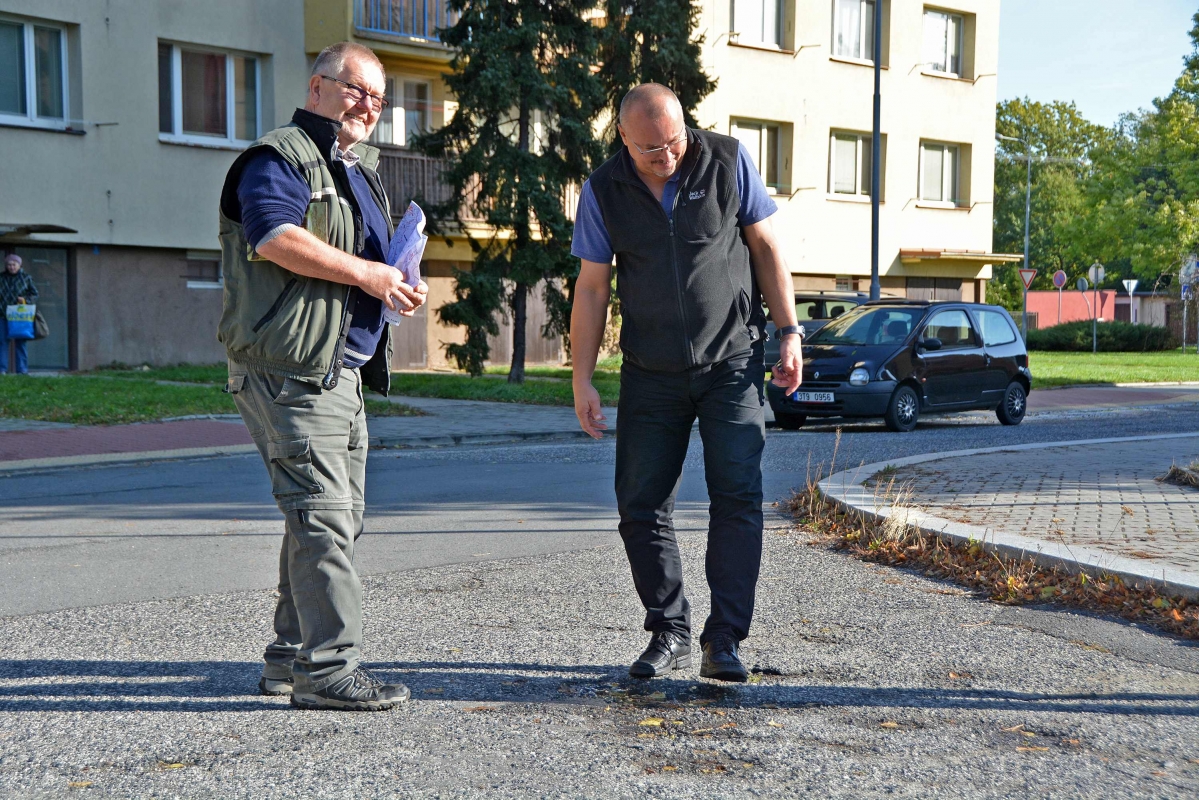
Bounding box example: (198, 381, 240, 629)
(291, 108, 351, 166)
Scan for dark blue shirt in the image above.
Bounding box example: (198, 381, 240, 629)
(236, 149, 391, 368)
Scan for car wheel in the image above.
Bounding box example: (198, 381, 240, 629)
(884, 385, 920, 433)
(997, 381, 1027, 426)
(775, 412, 806, 430)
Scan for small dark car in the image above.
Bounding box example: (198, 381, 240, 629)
(764, 291, 871, 367)
(766, 300, 1032, 432)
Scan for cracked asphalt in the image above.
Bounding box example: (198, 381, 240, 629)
(1, 401, 1198, 797)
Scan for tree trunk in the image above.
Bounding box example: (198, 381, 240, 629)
(509, 282, 528, 383)
(509, 91, 532, 384)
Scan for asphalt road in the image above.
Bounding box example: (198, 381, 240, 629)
(1, 401, 1198, 798)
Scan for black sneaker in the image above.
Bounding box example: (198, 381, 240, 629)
(258, 675, 294, 696)
(290, 667, 410, 711)
(629, 631, 691, 679)
(700, 633, 748, 683)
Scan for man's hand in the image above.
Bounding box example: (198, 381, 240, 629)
(573, 380, 607, 439)
(395, 281, 428, 318)
(771, 335, 802, 395)
(359, 262, 423, 313)
(15, 296, 24, 305)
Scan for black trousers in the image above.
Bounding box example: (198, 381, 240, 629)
(615, 347, 766, 645)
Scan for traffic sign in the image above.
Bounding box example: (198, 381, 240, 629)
(1184, 284, 1192, 301)
(1077, 277, 1089, 292)
(1183, 254, 1198, 283)
(1088, 263, 1105, 284)
(1019, 269, 1037, 290)
(1053, 270, 1067, 288)
(1122, 279, 1138, 295)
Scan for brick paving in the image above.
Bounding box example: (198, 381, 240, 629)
(893, 435, 1199, 574)
(0, 419, 252, 462)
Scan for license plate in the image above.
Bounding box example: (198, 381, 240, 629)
(791, 391, 834, 403)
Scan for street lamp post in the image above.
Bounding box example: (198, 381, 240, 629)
(996, 133, 1031, 337)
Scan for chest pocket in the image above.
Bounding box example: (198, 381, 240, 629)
(675, 166, 731, 242)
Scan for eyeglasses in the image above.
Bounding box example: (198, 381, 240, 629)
(320, 75, 389, 111)
(628, 127, 687, 156)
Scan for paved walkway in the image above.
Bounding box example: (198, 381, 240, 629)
(1029, 384, 1199, 412)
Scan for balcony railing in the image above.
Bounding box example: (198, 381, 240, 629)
(356, 0, 458, 43)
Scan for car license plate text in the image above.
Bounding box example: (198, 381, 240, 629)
(791, 391, 834, 403)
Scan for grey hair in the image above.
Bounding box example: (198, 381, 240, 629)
(618, 83, 681, 126)
(311, 42, 385, 79)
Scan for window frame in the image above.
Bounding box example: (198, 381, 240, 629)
(731, 0, 784, 49)
(923, 308, 978, 350)
(918, 141, 959, 207)
(158, 41, 261, 149)
(831, 0, 876, 63)
(731, 118, 784, 193)
(922, 8, 964, 77)
(828, 131, 873, 199)
(0, 17, 70, 131)
(975, 309, 1018, 346)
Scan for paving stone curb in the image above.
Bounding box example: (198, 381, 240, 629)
(817, 433, 1199, 601)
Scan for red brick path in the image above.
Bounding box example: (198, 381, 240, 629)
(0, 420, 253, 462)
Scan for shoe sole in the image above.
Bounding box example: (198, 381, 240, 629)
(699, 663, 749, 683)
(289, 691, 410, 712)
(629, 653, 691, 679)
(259, 678, 293, 697)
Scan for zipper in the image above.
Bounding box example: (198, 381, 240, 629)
(321, 159, 365, 390)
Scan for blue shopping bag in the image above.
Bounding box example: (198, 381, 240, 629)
(6, 304, 35, 340)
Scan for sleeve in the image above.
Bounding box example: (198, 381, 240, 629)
(236, 149, 311, 250)
(23, 274, 37, 303)
(570, 180, 615, 264)
(735, 142, 779, 227)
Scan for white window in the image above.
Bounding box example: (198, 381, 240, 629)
(828, 132, 872, 197)
(832, 0, 874, 61)
(158, 42, 260, 146)
(732, 120, 782, 191)
(835, 276, 853, 291)
(370, 78, 431, 147)
(923, 9, 963, 76)
(732, 0, 783, 48)
(0, 19, 68, 129)
(919, 142, 959, 205)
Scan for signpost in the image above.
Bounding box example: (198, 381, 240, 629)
(1087, 262, 1104, 354)
(1122, 279, 1139, 323)
(1053, 269, 1067, 324)
(1184, 256, 1198, 355)
(1018, 268, 1037, 339)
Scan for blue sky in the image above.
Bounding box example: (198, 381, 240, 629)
(997, 0, 1197, 126)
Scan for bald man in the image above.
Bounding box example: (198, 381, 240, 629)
(570, 84, 802, 682)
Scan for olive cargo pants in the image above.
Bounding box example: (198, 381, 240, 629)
(228, 361, 367, 693)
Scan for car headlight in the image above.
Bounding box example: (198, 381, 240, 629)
(849, 368, 870, 386)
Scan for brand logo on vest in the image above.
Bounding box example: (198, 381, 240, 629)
(688, 189, 706, 201)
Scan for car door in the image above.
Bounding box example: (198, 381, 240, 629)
(919, 308, 987, 406)
(973, 308, 1022, 404)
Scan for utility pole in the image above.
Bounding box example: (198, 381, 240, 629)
(869, 0, 882, 301)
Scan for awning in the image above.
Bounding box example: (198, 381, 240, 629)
(0, 223, 78, 237)
(900, 248, 1023, 264)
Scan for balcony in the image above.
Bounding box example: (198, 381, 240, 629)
(355, 0, 459, 44)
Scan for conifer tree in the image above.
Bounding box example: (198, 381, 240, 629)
(418, 0, 606, 380)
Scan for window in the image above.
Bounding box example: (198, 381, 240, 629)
(369, 78, 431, 147)
(829, 133, 871, 197)
(919, 142, 959, 205)
(0, 19, 68, 128)
(977, 309, 1017, 346)
(832, 0, 874, 61)
(924, 309, 976, 349)
(158, 42, 259, 145)
(732, 0, 783, 48)
(183, 254, 223, 289)
(732, 119, 785, 192)
(835, 276, 853, 291)
(922, 9, 963, 76)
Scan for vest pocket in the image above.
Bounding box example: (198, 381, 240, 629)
(252, 278, 299, 333)
(677, 196, 725, 241)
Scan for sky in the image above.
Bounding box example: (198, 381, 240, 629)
(997, 0, 1197, 126)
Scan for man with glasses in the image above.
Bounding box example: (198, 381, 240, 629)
(571, 84, 802, 682)
(217, 42, 426, 711)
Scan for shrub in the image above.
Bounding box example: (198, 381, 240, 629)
(1026, 320, 1178, 352)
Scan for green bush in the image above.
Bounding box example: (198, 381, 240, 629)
(1026, 320, 1178, 352)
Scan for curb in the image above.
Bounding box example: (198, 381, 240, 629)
(1038, 381, 1199, 391)
(817, 432, 1199, 601)
(372, 428, 614, 450)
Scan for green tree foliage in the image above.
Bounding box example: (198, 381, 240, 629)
(596, 0, 716, 148)
(992, 98, 1108, 313)
(417, 0, 606, 379)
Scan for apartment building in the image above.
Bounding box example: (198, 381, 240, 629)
(698, 0, 1020, 301)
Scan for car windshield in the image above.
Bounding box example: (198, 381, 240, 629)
(807, 306, 926, 346)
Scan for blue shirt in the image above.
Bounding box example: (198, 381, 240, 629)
(236, 149, 391, 369)
(570, 141, 779, 264)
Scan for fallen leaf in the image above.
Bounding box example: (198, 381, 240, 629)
(68, 781, 93, 789)
(158, 762, 187, 770)
(948, 671, 973, 680)
(743, 763, 754, 769)
(638, 718, 665, 727)
(718, 722, 737, 729)
(1172, 609, 1185, 622)
(1020, 730, 1037, 738)
(1017, 746, 1050, 752)
(1061, 739, 1080, 746)
(767, 721, 784, 728)
(690, 727, 714, 734)
(1001, 724, 1025, 732)
(747, 674, 762, 684)
(637, 732, 655, 738)
(662, 765, 677, 771)
(879, 721, 900, 729)
(1121, 505, 1134, 516)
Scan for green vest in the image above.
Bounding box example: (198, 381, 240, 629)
(217, 120, 393, 394)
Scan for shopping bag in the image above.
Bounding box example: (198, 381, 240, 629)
(5, 304, 34, 340)
(33, 311, 49, 340)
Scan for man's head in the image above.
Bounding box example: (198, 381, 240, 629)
(4, 255, 20, 274)
(617, 84, 687, 180)
(306, 42, 387, 149)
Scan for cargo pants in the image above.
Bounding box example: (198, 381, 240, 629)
(227, 361, 368, 693)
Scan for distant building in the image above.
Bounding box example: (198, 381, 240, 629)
(1026, 289, 1173, 331)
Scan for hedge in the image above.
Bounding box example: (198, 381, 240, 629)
(1026, 320, 1178, 352)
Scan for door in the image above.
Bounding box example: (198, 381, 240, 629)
(919, 308, 986, 406)
(9, 246, 69, 370)
(973, 308, 1021, 403)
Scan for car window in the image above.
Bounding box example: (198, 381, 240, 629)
(826, 302, 854, 319)
(977, 309, 1018, 346)
(924, 309, 977, 349)
(795, 300, 820, 321)
(808, 306, 926, 346)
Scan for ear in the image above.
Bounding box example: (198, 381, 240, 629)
(307, 74, 323, 105)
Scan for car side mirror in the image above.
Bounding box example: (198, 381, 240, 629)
(918, 337, 943, 352)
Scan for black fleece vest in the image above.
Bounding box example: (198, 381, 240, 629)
(588, 129, 765, 373)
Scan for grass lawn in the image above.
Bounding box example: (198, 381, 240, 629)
(393, 366, 620, 406)
(1030, 350, 1199, 388)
